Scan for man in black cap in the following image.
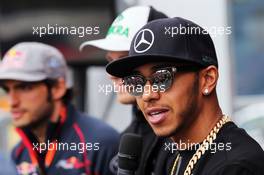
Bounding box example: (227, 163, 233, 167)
(106, 17, 264, 175)
(81, 6, 176, 175)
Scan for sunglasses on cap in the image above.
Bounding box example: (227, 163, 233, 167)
(122, 66, 200, 96)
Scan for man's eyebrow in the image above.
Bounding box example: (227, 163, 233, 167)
(15, 82, 26, 87)
(15, 82, 36, 88)
(12, 83, 26, 89)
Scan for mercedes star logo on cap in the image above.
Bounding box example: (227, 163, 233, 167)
(134, 29, 154, 53)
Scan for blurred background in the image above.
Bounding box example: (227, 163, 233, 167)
(0, 0, 263, 158)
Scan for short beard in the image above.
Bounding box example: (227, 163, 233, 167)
(21, 90, 54, 130)
(171, 73, 200, 136)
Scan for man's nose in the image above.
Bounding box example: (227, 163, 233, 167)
(141, 81, 160, 102)
(8, 90, 20, 107)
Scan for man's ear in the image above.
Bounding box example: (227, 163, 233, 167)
(200, 66, 219, 96)
(51, 78, 67, 101)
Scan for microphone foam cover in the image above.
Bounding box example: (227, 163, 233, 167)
(118, 133, 143, 171)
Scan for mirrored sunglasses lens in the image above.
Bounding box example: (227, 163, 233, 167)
(123, 76, 145, 96)
(152, 70, 172, 92)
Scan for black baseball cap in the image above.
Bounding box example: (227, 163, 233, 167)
(106, 17, 218, 77)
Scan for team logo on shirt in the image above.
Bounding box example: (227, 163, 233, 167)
(16, 161, 37, 175)
(56, 156, 90, 170)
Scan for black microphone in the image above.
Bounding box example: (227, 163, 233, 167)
(117, 133, 142, 175)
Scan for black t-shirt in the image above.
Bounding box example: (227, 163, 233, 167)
(171, 122, 264, 175)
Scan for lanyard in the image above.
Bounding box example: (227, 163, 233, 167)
(16, 105, 67, 174)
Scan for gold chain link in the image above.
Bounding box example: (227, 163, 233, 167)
(170, 115, 231, 175)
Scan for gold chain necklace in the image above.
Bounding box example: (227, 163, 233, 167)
(170, 115, 231, 175)
(170, 153, 180, 175)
